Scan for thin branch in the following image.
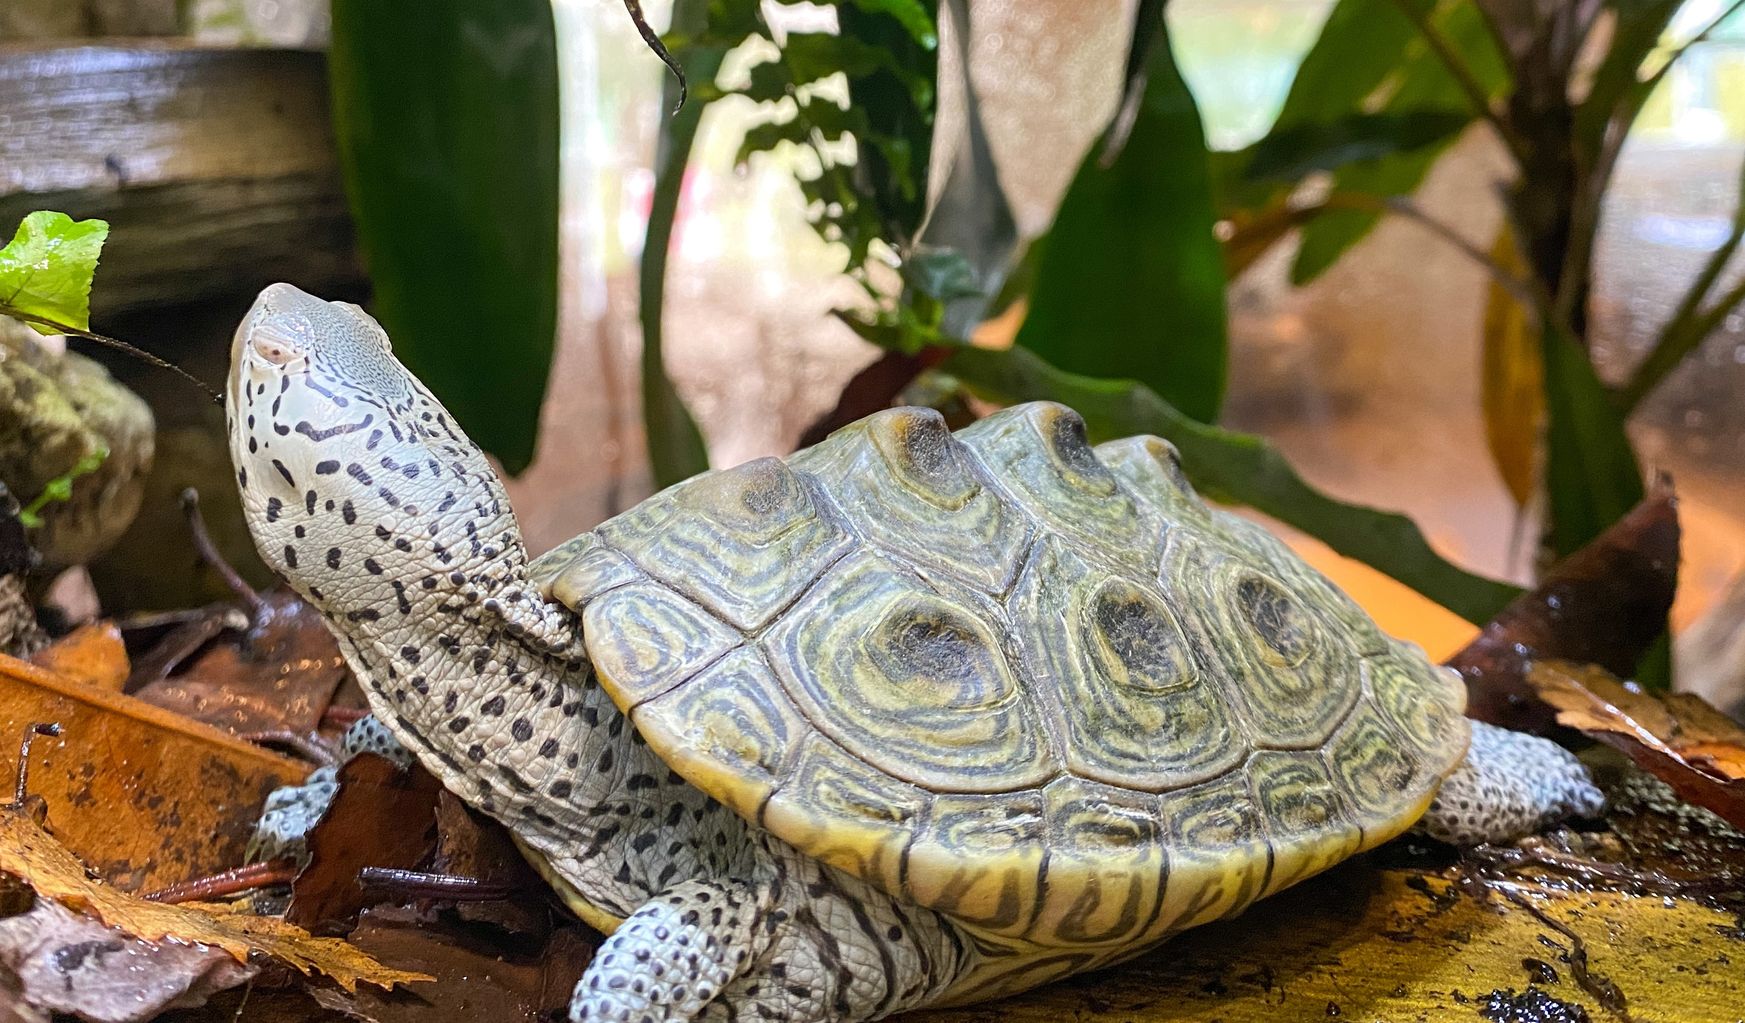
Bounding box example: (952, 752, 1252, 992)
(1384, 0, 1531, 170)
(0, 305, 221, 404)
(1620, 137, 1745, 412)
(622, 0, 687, 112)
(1333, 192, 1551, 312)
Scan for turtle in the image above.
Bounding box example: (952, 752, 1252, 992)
(227, 283, 1603, 1023)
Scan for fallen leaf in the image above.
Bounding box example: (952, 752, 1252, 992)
(1448, 485, 1679, 731)
(29, 621, 128, 692)
(0, 652, 306, 890)
(0, 799, 430, 992)
(1529, 660, 1745, 829)
(131, 588, 351, 739)
(286, 754, 442, 932)
(0, 895, 256, 1023)
(311, 906, 594, 1023)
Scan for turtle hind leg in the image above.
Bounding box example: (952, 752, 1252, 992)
(1416, 720, 1605, 846)
(569, 845, 972, 1022)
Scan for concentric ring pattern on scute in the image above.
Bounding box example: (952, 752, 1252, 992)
(534, 402, 1470, 951)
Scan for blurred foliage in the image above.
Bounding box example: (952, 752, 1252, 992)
(327, 0, 559, 475)
(648, 0, 1745, 682)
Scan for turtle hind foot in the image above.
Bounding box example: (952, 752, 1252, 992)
(1416, 720, 1604, 847)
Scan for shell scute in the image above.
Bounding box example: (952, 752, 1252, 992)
(597, 456, 852, 631)
(548, 402, 1471, 951)
(1007, 536, 1247, 791)
(762, 551, 1057, 793)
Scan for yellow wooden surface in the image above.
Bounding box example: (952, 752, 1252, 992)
(907, 863, 1743, 1023)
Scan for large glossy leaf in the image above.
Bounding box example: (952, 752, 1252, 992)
(1015, 7, 1227, 423)
(639, 0, 719, 490)
(327, 0, 559, 474)
(943, 344, 1520, 624)
(1291, 1, 1508, 284)
(1541, 327, 1645, 560)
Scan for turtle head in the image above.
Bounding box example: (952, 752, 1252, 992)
(227, 283, 526, 619)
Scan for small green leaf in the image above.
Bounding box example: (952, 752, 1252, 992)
(19, 446, 108, 529)
(1016, 9, 1227, 423)
(0, 212, 110, 335)
(845, 0, 936, 48)
(943, 344, 1520, 624)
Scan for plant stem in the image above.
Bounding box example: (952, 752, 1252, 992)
(1385, 0, 1530, 171)
(0, 304, 221, 403)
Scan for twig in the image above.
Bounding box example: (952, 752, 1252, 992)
(238, 730, 338, 767)
(1384, 0, 1530, 171)
(357, 867, 518, 902)
(8, 722, 60, 808)
(142, 859, 300, 904)
(180, 488, 264, 616)
(0, 306, 221, 404)
(622, 0, 687, 112)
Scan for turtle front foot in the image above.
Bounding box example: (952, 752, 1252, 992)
(245, 715, 413, 863)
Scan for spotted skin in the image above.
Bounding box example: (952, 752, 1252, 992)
(228, 285, 1601, 1023)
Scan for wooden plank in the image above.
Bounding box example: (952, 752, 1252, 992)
(0, 42, 360, 314)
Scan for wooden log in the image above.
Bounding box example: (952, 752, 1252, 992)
(0, 42, 361, 316)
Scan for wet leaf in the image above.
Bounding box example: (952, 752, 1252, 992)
(0, 212, 108, 336)
(0, 800, 429, 991)
(1529, 661, 1745, 830)
(0, 653, 307, 890)
(0, 896, 255, 1023)
(28, 622, 128, 692)
(286, 754, 442, 932)
(1480, 224, 1543, 508)
(130, 588, 350, 739)
(1449, 486, 1679, 729)
(312, 907, 594, 1023)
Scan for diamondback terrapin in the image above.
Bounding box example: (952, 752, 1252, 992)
(229, 284, 1602, 1023)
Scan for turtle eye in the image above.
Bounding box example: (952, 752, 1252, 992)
(250, 323, 304, 366)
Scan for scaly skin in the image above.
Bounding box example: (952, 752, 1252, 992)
(227, 285, 971, 1021)
(229, 284, 1602, 1022)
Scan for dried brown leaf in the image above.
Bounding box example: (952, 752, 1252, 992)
(28, 622, 128, 692)
(0, 800, 430, 992)
(0, 895, 256, 1022)
(1448, 486, 1679, 731)
(131, 588, 350, 738)
(1529, 660, 1745, 829)
(286, 754, 442, 932)
(0, 653, 307, 890)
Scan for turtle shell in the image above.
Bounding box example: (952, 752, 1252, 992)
(527, 402, 1468, 954)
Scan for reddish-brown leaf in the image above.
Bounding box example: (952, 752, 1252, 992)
(29, 622, 129, 692)
(1448, 486, 1679, 731)
(0, 653, 306, 890)
(286, 754, 442, 932)
(131, 588, 351, 739)
(1529, 660, 1745, 829)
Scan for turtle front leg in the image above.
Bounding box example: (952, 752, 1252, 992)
(1416, 720, 1604, 846)
(570, 843, 973, 1023)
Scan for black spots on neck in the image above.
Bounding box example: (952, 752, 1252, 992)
(315, 460, 340, 475)
(265, 497, 282, 522)
(347, 463, 372, 485)
(272, 459, 295, 486)
(283, 545, 298, 569)
(342, 500, 357, 525)
(305, 490, 318, 515)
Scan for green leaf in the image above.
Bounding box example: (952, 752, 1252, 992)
(845, 0, 937, 47)
(1244, 110, 1472, 183)
(1541, 328, 1645, 560)
(327, 0, 559, 474)
(639, 0, 719, 490)
(1016, 9, 1227, 423)
(1270, 0, 1435, 132)
(0, 212, 109, 335)
(943, 344, 1520, 624)
(1291, 1, 1507, 284)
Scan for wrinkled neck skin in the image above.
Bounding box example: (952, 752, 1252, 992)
(225, 285, 748, 923)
